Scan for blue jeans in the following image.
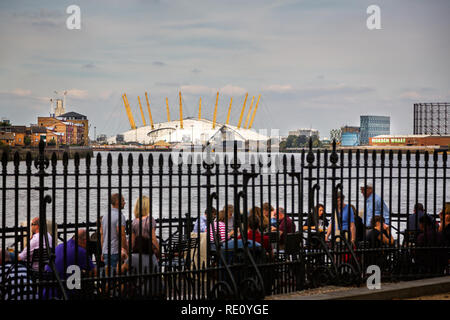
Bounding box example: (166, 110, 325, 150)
(103, 253, 120, 270)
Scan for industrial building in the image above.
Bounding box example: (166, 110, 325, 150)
(413, 103, 449, 135)
(360, 115, 390, 145)
(109, 92, 271, 148)
(369, 135, 450, 147)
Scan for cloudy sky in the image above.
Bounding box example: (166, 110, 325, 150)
(0, 0, 449, 139)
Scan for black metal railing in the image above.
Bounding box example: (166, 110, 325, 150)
(0, 140, 449, 300)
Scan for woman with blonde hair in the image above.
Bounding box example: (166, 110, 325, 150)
(129, 196, 159, 272)
(134, 196, 156, 230)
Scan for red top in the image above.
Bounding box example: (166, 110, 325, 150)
(238, 229, 271, 251)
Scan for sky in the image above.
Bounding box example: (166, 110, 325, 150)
(0, 0, 449, 139)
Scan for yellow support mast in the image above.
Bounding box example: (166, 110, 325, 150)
(165, 97, 171, 122)
(226, 97, 233, 125)
(138, 96, 147, 127)
(145, 92, 154, 130)
(179, 92, 184, 129)
(248, 94, 261, 129)
(198, 97, 202, 120)
(237, 93, 248, 129)
(244, 96, 255, 129)
(122, 93, 136, 130)
(212, 91, 219, 129)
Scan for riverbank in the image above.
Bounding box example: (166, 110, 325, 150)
(0, 145, 93, 161)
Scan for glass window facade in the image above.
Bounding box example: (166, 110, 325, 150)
(360, 116, 390, 145)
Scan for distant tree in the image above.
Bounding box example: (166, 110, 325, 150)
(24, 136, 31, 146)
(286, 135, 296, 148)
(279, 141, 287, 151)
(312, 138, 322, 148)
(297, 135, 308, 147)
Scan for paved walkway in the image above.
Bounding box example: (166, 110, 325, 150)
(266, 276, 450, 300)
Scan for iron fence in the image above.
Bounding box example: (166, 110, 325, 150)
(0, 140, 449, 300)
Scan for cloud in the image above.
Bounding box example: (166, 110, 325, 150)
(67, 89, 89, 99)
(191, 68, 201, 74)
(400, 91, 422, 100)
(11, 89, 32, 96)
(152, 61, 166, 66)
(181, 85, 214, 95)
(180, 84, 246, 96)
(263, 84, 293, 93)
(220, 85, 246, 96)
(82, 63, 96, 69)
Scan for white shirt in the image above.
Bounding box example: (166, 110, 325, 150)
(18, 232, 53, 270)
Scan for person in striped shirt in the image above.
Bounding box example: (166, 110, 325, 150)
(1, 248, 37, 300)
(209, 210, 234, 243)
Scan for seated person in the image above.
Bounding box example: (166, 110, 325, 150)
(0, 248, 37, 300)
(438, 202, 450, 247)
(46, 229, 96, 278)
(325, 193, 356, 244)
(407, 203, 426, 232)
(367, 216, 394, 248)
(415, 214, 447, 274)
(271, 207, 296, 247)
(209, 210, 234, 243)
(43, 229, 95, 299)
(238, 207, 271, 252)
(18, 217, 53, 270)
(193, 207, 217, 233)
(262, 203, 274, 232)
(303, 204, 328, 232)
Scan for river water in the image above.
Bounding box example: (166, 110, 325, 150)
(0, 150, 448, 241)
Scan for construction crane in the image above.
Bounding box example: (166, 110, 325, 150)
(248, 94, 261, 129)
(226, 97, 233, 125)
(244, 96, 255, 129)
(138, 96, 146, 126)
(237, 93, 248, 129)
(212, 92, 219, 129)
(179, 92, 184, 129)
(122, 93, 136, 130)
(165, 97, 171, 122)
(145, 92, 154, 130)
(198, 97, 202, 120)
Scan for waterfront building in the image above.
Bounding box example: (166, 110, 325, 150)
(341, 126, 360, 146)
(288, 128, 319, 138)
(360, 115, 390, 145)
(369, 134, 450, 147)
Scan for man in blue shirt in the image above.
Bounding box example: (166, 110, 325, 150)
(326, 193, 356, 243)
(193, 207, 216, 233)
(360, 184, 390, 227)
(45, 229, 95, 279)
(44, 229, 95, 299)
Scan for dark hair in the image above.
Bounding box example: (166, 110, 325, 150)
(111, 193, 124, 206)
(205, 207, 217, 221)
(414, 203, 424, 213)
(419, 214, 432, 227)
(248, 208, 261, 231)
(370, 215, 384, 228)
(336, 192, 345, 200)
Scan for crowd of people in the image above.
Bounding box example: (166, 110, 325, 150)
(1, 184, 449, 300)
(0, 193, 160, 299)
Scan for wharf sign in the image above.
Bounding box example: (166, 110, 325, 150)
(371, 137, 406, 144)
